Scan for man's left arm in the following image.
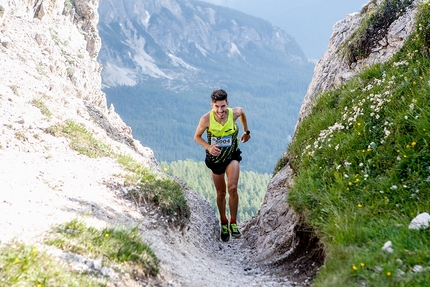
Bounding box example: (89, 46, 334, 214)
(234, 107, 251, 143)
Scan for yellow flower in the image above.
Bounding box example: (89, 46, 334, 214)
(32, 248, 38, 254)
(105, 233, 110, 238)
(412, 142, 416, 147)
(406, 144, 410, 149)
(352, 265, 358, 271)
(357, 122, 361, 126)
(387, 271, 391, 276)
(163, 167, 168, 172)
(15, 258, 20, 263)
(358, 204, 362, 208)
(89, 210, 93, 215)
(38, 284, 42, 287)
(357, 132, 361, 135)
(360, 262, 365, 267)
(403, 155, 407, 158)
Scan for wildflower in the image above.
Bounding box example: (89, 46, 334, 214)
(105, 233, 110, 238)
(358, 204, 362, 208)
(387, 271, 391, 276)
(357, 132, 361, 135)
(15, 258, 20, 263)
(406, 145, 410, 149)
(404, 154, 407, 158)
(412, 141, 416, 147)
(89, 210, 93, 215)
(405, 116, 408, 120)
(348, 182, 352, 186)
(164, 167, 168, 172)
(355, 178, 360, 183)
(390, 185, 398, 190)
(353, 265, 358, 271)
(32, 248, 38, 254)
(361, 262, 365, 267)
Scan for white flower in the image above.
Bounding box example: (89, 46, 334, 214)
(390, 185, 398, 190)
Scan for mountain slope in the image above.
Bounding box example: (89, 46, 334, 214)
(97, 0, 314, 173)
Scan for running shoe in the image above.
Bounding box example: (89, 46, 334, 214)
(229, 222, 241, 238)
(220, 222, 230, 242)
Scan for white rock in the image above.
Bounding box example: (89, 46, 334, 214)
(381, 241, 394, 253)
(409, 212, 430, 230)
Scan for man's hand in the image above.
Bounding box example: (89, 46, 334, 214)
(208, 144, 221, 156)
(241, 133, 251, 143)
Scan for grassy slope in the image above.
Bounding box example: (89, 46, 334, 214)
(286, 2, 430, 286)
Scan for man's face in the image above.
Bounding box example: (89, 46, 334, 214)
(211, 100, 228, 119)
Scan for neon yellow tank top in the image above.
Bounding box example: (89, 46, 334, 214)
(206, 108, 239, 164)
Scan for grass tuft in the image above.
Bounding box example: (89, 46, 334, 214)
(46, 219, 159, 278)
(0, 241, 106, 286)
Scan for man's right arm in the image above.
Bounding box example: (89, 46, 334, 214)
(194, 114, 211, 151)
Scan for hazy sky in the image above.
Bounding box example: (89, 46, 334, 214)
(201, 0, 369, 60)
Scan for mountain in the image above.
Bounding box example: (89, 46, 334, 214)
(97, 0, 315, 173)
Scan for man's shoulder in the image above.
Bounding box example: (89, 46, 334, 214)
(199, 111, 211, 125)
(231, 107, 243, 118)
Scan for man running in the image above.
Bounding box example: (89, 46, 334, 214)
(194, 89, 251, 242)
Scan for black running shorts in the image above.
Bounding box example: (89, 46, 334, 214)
(205, 149, 242, 175)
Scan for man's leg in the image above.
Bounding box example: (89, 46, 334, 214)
(211, 172, 227, 221)
(225, 160, 240, 222)
(225, 160, 241, 238)
(212, 172, 230, 241)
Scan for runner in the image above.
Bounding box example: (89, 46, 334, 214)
(194, 89, 251, 241)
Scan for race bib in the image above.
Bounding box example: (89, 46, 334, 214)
(211, 136, 232, 148)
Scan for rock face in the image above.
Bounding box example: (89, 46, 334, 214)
(242, 0, 421, 279)
(0, 0, 154, 160)
(297, 0, 420, 125)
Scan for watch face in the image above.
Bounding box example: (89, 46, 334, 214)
(246, 131, 250, 135)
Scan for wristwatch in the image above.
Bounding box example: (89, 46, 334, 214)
(244, 130, 250, 135)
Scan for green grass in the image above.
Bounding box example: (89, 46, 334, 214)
(119, 155, 190, 222)
(31, 97, 52, 118)
(286, 2, 430, 286)
(0, 241, 106, 286)
(46, 219, 159, 277)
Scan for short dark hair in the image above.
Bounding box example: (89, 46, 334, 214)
(211, 89, 228, 102)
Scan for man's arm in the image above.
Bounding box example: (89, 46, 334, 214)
(194, 113, 211, 150)
(233, 107, 251, 143)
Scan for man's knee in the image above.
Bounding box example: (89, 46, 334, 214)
(228, 183, 238, 194)
(217, 189, 227, 197)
